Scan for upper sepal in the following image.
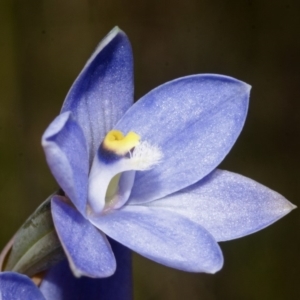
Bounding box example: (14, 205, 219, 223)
(61, 27, 134, 160)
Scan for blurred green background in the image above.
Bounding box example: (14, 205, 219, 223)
(0, 0, 299, 299)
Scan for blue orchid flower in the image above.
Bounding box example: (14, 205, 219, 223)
(0, 241, 130, 300)
(0, 272, 45, 300)
(42, 27, 295, 278)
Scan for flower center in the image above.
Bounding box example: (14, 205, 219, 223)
(87, 129, 162, 216)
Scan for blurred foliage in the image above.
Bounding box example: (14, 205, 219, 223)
(0, 0, 299, 299)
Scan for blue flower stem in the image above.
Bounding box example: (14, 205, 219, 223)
(40, 238, 133, 299)
(96, 238, 133, 300)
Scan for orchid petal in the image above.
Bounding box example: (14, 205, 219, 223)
(0, 272, 45, 300)
(116, 74, 250, 204)
(61, 27, 134, 161)
(40, 241, 131, 300)
(51, 196, 116, 278)
(42, 112, 88, 216)
(146, 169, 296, 242)
(90, 205, 223, 273)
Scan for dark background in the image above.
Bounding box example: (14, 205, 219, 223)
(0, 1, 299, 299)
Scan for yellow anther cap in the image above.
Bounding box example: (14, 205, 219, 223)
(103, 130, 140, 155)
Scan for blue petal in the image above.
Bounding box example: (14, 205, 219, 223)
(40, 240, 132, 300)
(0, 272, 45, 300)
(61, 27, 134, 161)
(42, 112, 89, 216)
(51, 196, 116, 278)
(90, 205, 223, 273)
(146, 169, 296, 242)
(116, 74, 250, 204)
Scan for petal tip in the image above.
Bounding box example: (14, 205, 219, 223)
(275, 194, 297, 217)
(284, 200, 297, 212)
(245, 82, 252, 92)
(208, 247, 224, 274)
(98, 26, 128, 51)
(109, 26, 128, 38)
(235, 78, 251, 96)
(68, 259, 116, 279)
(209, 263, 223, 274)
(108, 25, 122, 37)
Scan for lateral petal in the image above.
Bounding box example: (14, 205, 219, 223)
(42, 112, 89, 216)
(61, 27, 134, 161)
(146, 169, 296, 241)
(90, 205, 223, 274)
(51, 196, 116, 278)
(116, 74, 250, 203)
